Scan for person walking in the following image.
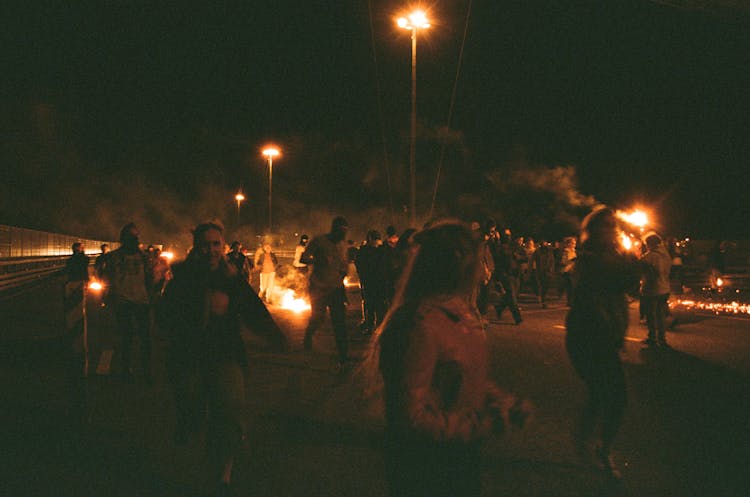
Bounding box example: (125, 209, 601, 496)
(292, 234, 309, 274)
(302, 216, 351, 371)
(376, 219, 531, 497)
(565, 207, 640, 479)
(532, 240, 556, 308)
(101, 223, 155, 385)
(254, 238, 278, 304)
(227, 241, 252, 284)
(640, 233, 673, 347)
(158, 221, 287, 496)
(355, 230, 386, 335)
(492, 230, 523, 324)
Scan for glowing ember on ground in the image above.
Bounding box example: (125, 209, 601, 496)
(671, 298, 750, 316)
(278, 289, 311, 313)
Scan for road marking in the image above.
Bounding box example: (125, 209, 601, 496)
(96, 349, 113, 375)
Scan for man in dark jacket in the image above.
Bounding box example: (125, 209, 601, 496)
(492, 231, 523, 324)
(159, 221, 287, 495)
(355, 229, 386, 334)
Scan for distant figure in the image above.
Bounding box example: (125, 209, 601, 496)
(476, 219, 497, 316)
(292, 234, 309, 274)
(381, 226, 400, 304)
(355, 230, 386, 334)
(100, 223, 155, 385)
(532, 240, 556, 308)
(640, 233, 672, 348)
(158, 221, 287, 496)
(254, 238, 278, 304)
(560, 236, 577, 305)
(65, 242, 90, 283)
(302, 216, 350, 371)
(227, 241, 251, 283)
(377, 220, 531, 497)
(491, 230, 523, 325)
(565, 207, 640, 479)
(93, 243, 109, 281)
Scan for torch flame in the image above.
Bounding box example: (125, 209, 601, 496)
(88, 280, 103, 291)
(278, 289, 311, 313)
(617, 209, 649, 229)
(620, 232, 633, 251)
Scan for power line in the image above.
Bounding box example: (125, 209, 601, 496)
(429, 0, 473, 220)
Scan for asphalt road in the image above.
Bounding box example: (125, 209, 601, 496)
(1, 276, 749, 496)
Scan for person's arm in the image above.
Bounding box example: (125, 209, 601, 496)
(237, 281, 288, 352)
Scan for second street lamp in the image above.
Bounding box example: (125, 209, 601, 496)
(234, 192, 245, 225)
(262, 146, 280, 233)
(397, 9, 430, 228)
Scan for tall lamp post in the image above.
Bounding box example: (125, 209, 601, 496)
(234, 192, 245, 225)
(262, 147, 280, 233)
(397, 9, 430, 228)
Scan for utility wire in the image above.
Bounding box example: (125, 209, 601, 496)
(429, 0, 473, 220)
(368, 0, 396, 226)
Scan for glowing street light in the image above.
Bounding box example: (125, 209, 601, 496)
(262, 147, 280, 232)
(234, 192, 245, 225)
(397, 8, 430, 227)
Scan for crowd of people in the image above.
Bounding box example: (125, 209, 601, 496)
(61, 209, 685, 495)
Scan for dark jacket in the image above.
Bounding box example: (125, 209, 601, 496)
(566, 247, 640, 351)
(65, 252, 90, 282)
(158, 259, 286, 369)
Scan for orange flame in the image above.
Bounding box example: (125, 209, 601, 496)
(278, 289, 311, 313)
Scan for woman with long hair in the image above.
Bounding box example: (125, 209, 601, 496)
(374, 219, 531, 497)
(565, 207, 640, 478)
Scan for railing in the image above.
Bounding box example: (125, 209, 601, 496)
(0, 256, 71, 295)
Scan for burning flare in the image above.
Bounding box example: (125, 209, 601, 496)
(617, 209, 649, 228)
(278, 289, 311, 313)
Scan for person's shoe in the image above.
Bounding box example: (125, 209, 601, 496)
(596, 446, 622, 479)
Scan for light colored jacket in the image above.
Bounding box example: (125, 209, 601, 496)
(641, 244, 672, 296)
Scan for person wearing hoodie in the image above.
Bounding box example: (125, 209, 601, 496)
(640, 233, 673, 348)
(101, 222, 155, 384)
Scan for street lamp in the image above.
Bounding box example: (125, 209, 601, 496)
(397, 9, 430, 227)
(234, 192, 245, 225)
(262, 146, 280, 232)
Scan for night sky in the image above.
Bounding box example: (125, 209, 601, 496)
(3, 1, 749, 246)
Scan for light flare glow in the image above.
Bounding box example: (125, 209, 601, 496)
(617, 209, 649, 228)
(278, 289, 311, 313)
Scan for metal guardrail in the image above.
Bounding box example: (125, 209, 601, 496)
(0, 256, 70, 295)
